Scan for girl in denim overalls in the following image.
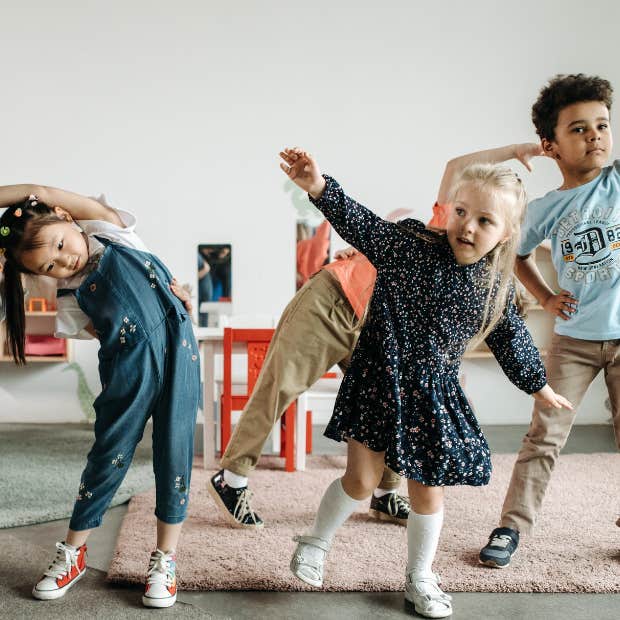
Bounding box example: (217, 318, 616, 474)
(0, 187, 200, 609)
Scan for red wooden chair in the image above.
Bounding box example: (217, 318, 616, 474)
(220, 328, 297, 472)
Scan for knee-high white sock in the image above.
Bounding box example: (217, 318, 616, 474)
(309, 478, 362, 544)
(407, 509, 444, 579)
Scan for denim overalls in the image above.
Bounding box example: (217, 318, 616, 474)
(64, 237, 200, 531)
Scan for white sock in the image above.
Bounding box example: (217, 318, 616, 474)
(309, 478, 362, 544)
(223, 469, 248, 489)
(373, 487, 393, 498)
(407, 509, 444, 579)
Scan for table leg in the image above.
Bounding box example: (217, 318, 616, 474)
(201, 341, 217, 469)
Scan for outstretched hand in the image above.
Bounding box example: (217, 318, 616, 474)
(279, 147, 326, 198)
(532, 384, 573, 410)
(515, 143, 544, 172)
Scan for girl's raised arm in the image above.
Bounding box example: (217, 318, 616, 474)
(280, 148, 406, 268)
(0, 184, 123, 226)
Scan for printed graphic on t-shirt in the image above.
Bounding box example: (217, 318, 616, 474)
(556, 207, 620, 283)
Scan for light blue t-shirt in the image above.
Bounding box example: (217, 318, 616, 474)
(519, 160, 620, 340)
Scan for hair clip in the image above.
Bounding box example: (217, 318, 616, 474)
(0, 226, 10, 237)
(14, 208, 22, 217)
(28, 193, 38, 207)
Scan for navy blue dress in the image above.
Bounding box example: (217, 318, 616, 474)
(311, 176, 547, 486)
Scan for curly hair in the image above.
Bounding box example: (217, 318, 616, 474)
(532, 73, 613, 142)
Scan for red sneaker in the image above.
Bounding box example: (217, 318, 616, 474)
(32, 541, 87, 600)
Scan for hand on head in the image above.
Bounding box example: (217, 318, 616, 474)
(515, 143, 544, 172)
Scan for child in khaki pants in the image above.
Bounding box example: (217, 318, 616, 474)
(480, 73, 620, 568)
(209, 250, 410, 528)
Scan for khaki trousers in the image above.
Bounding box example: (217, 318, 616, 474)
(500, 333, 620, 534)
(221, 269, 402, 490)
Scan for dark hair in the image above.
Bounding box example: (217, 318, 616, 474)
(0, 198, 63, 364)
(532, 73, 613, 142)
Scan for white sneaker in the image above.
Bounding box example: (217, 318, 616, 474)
(405, 572, 453, 618)
(290, 535, 330, 588)
(32, 541, 88, 600)
(142, 549, 177, 608)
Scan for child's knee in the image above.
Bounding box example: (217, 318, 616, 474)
(342, 471, 379, 499)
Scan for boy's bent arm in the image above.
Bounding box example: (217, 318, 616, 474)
(515, 255, 578, 320)
(514, 254, 555, 305)
(437, 143, 543, 205)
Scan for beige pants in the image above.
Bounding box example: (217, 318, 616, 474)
(221, 269, 402, 490)
(500, 333, 620, 534)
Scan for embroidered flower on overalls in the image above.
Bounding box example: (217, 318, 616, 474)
(144, 260, 159, 288)
(112, 453, 125, 468)
(77, 482, 93, 500)
(174, 475, 187, 493)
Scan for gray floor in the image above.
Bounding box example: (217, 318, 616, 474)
(2, 424, 619, 619)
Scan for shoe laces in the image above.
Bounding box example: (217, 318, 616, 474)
(146, 550, 175, 587)
(233, 488, 260, 524)
(386, 493, 409, 516)
(44, 541, 80, 580)
(490, 534, 513, 549)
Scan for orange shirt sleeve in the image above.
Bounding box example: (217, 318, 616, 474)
(427, 202, 450, 230)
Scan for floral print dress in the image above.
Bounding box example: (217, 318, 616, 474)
(311, 176, 547, 486)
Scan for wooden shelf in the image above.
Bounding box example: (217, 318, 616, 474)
(0, 302, 72, 363)
(25, 310, 58, 317)
(464, 348, 548, 360)
(0, 354, 70, 363)
(464, 349, 493, 359)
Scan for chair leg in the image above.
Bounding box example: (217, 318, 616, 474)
(284, 403, 296, 472)
(306, 410, 313, 454)
(295, 396, 307, 472)
(221, 396, 232, 455)
(279, 416, 285, 457)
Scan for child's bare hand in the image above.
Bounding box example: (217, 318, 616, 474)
(170, 278, 193, 313)
(542, 290, 578, 320)
(515, 143, 544, 172)
(532, 384, 573, 410)
(279, 147, 326, 198)
(334, 246, 359, 260)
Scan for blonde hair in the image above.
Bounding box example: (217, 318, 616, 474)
(449, 163, 528, 348)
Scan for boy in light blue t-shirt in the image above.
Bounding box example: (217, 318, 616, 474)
(480, 73, 620, 568)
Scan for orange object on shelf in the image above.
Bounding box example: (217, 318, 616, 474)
(27, 297, 48, 312)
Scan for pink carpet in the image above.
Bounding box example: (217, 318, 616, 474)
(107, 453, 620, 592)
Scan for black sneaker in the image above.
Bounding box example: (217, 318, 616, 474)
(208, 470, 264, 528)
(479, 527, 519, 568)
(368, 492, 410, 526)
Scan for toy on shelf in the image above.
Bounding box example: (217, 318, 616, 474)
(27, 297, 49, 312)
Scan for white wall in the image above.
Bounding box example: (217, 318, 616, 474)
(1, 0, 618, 424)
